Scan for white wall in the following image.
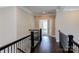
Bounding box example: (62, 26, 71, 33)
(49, 17, 55, 37)
(56, 9, 79, 43)
(55, 9, 62, 42)
(16, 7, 35, 39)
(0, 7, 17, 47)
(0, 7, 35, 47)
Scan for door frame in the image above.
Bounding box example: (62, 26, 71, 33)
(39, 19, 49, 36)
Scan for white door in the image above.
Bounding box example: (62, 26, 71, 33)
(39, 20, 49, 35)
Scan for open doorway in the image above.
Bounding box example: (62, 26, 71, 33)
(39, 19, 49, 36)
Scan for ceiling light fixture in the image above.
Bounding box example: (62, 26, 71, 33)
(42, 11, 46, 14)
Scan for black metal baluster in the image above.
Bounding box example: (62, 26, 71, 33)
(22, 40, 23, 49)
(4, 49, 5, 53)
(8, 47, 9, 53)
(0, 35, 30, 53)
(21, 40, 23, 49)
(22, 40, 24, 50)
(21, 40, 22, 49)
(40, 29, 42, 42)
(18, 42, 19, 48)
(19, 42, 20, 48)
(11, 45, 12, 53)
(16, 42, 19, 53)
(20, 41, 21, 49)
(19, 41, 21, 49)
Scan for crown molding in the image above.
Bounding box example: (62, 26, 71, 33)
(34, 13, 56, 16)
(18, 6, 34, 15)
(0, 6, 10, 8)
(61, 6, 79, 11)
(56, 6, 79, 12)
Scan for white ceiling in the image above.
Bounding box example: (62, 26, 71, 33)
(0, 6, 79, 15)
(1, 6, 79, 15)
(24, 6, 58, 15)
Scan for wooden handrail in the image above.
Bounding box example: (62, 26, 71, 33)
(0, 29, 42, 53)
(59, 30, 73, 52)
(0, 35, 31, 51)
(59, 30, 79, 53)
(30, 29, 42, 53)
(73, 40, 79, 48)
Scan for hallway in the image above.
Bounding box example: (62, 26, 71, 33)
(33, 36, 62, 53)
(1, 6, 79, 53)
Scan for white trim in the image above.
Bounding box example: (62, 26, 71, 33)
(57, 6, 79, 12)
(60, 6, 79, 11)
(0, 6, 10, 8)
(63, 8, 79, 11)
(34, 14, 56, 16)
(18, 6, 34, 15)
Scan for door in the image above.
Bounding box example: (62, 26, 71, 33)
(39, 19, 49, 35)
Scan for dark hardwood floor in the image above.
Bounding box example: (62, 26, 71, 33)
(33, 36, 62, 53)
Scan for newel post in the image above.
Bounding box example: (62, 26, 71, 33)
(68, 35, 73, 53)
(40, 29, 42, 42)
(31, 31, 34, 53)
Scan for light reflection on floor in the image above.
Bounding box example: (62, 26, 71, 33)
(34, 35, 62, 53)
(39, 36, 53, 53)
